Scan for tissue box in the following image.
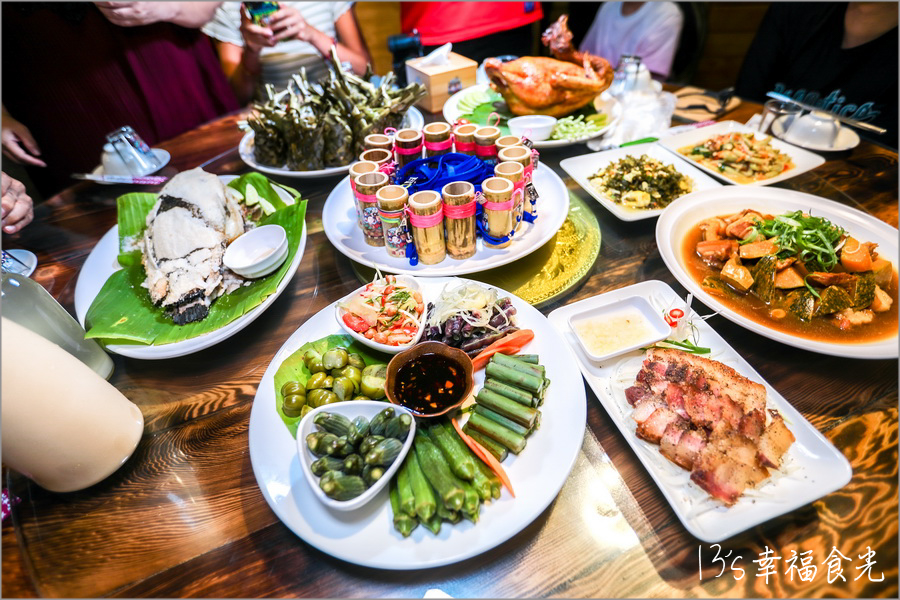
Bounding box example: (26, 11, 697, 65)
(405, 52, 478, 113)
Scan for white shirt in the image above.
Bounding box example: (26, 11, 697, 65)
(203, 2, 353, 89)
(580, 2, 684, 78)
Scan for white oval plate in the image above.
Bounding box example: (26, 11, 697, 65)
(322, 165, 569, 276)
(657, 120, 826, 186)
(248, 276, 587, 569)
(559, 142, 723, 222)
(771, 115, 861, 153)
(442, 83, 620, 148)
(548, 280, 852, 542)
(656, 186, 899, 359)
(239, 107, 424, 178)
(73, 176, 306, 360)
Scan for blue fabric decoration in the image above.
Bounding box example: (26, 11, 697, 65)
(394, 153, 494, 194)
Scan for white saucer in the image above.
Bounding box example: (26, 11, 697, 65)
(2, 249, 38, 277)
(91, 148, 170, 184)
(772, 116, 860, 152)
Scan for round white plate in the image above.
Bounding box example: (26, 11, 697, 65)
(2, 249, 37, 277)
(442, 83, 620, 149)
(73, 175, 306, 360)
(656, 186, 899, 359)
(248, 276, 587, 569)
(322, 165, 569, 276)
(91, 149, 170, 184)
(771, 115, 861, 153)
(239, 107, 424, 178)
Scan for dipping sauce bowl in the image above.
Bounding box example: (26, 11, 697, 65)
(223, 224, 288, 278)
(385, 341, 475, 419)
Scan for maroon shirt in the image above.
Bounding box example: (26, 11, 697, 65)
(2, 3, 239, 196)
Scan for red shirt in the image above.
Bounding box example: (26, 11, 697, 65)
(401, 2, 544, 46)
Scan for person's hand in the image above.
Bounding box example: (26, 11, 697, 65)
(1, 172, 34, 234)
(239, 6, 277, 53)
(94, 2, 177, 27)
(1, 114, 46, 168)
(267, 5, 315, 43)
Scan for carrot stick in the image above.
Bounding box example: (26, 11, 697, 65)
(471, 329, 535, 371)
(451, 417, 515, 498)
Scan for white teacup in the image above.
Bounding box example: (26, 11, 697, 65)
(785, 110, 841, 148)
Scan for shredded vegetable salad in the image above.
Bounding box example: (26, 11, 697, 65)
(423, 282, 519, 356)
(339, 275, 425, 346)
(678, 132, 794, 183)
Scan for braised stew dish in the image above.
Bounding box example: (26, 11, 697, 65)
(683, 208, 898, 343)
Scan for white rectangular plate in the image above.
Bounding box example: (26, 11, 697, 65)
(548, 280, 852, 542)
(657, 121, 826, 186)
(560, 142, 723, 221)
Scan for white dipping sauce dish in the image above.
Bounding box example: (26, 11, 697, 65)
(508, 115, 558, 141)
(567, 296, 670, 363)
(223, 224, 288, 278)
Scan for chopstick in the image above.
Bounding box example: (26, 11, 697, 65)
(766, 92, 887, 134)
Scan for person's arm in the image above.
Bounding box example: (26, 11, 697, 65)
(1, 106, 45, 168)
(332, 7, 372, 75)
(95, 2, 222, 28)
(216, 40, 263, 106)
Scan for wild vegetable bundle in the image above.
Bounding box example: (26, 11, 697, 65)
(244, 48, 426, 171)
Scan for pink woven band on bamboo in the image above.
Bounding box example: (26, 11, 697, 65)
(478, 191, 514, 210)
(454, 140, 476, 152)
(354, 190, 377, 203)
(405, 205, 444, 227)
(442, 200, 476, 219)
(475, 144, 498, 158)
(395, 142, 424, 155)
(350, 179, 357, 192)
(424, 136, 454, 152)
(383, 127, 397, 136)
(513, 179, 525, 198)
(512, 187, 524, 207)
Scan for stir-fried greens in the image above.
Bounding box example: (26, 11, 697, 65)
(589, 154, 694, 209)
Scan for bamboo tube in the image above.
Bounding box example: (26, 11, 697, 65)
(474, 126, 501, 165)
(376, 185, 410, 258)
(394, 128, 423, 168)
(423, 122, 453, 158)
(494, 161, 525, 232)
(441, 181, 477, 260)
(354, 171, 389, 246)
(407, 190, 445, 264)
(359, 148, 393, 169)
(498, 145, 538, 219)
(349, 161, 380, 230)
(479, 177, 514, 249)
(495, 135, 523, 152)
(453, 123, 478, 155)
(363, 133, 393, 152)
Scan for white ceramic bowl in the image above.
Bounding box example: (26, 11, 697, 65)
(784, 111, 841, 148)
(567, 296, 670, 363)
(508, 115, 558, 141)
(297, 401, 416, 512)
(335, 275, 426, 355)
(223, 224, 288, 278)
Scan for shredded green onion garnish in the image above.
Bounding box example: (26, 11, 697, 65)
(750, 209, 845, 272)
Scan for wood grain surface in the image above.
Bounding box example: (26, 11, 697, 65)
(2, 96, 897, 599)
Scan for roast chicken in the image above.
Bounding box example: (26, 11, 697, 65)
(483, 15, 614, 117)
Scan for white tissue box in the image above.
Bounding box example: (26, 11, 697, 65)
(405, 52, 478, 113)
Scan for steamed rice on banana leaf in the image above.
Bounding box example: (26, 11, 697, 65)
(84, 170, 307, 346)
(244, 48, 426, 171)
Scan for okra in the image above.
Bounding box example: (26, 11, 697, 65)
(396, 457, 417, 517)
(428, 422, 475, 481)
(414, 432, 465, 512)
(405, 450, 437, 521)
(390, 479, 418, 538)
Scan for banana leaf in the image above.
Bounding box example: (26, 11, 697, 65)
(84, 176, 307, 346)
(273, 334, 388, 436)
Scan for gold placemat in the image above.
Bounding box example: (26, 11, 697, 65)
(674, 86, 741, 122)
(350, 192, 601, 308)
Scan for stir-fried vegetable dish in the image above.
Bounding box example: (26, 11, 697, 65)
(687, 208, 897, 340)
(678, 132, 794, 183)
(589, 154, 694, 209)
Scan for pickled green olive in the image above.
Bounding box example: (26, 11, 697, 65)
(281, 393, 307, 417)
(307, 356, 326, 374)
(306, 388, 330, 408)
(323, 348, 349, 371)
(347, 353, 366, 370)
(280, 380, 304, 397)
(306, 372, 329, 390)
(335, 365, 361, 392)
(332, 376, 356, 402)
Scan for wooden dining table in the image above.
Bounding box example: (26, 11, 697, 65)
(2, 93, 897, 599)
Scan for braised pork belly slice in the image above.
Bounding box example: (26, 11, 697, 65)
(757, 411, 795, 468)
(636, 407, 686, 444)
(690, 429, 770, 505)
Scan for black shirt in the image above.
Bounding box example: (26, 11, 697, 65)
(736, 2, 898, 148)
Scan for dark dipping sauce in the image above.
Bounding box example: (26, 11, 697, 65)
(393, 353, 465, 414)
